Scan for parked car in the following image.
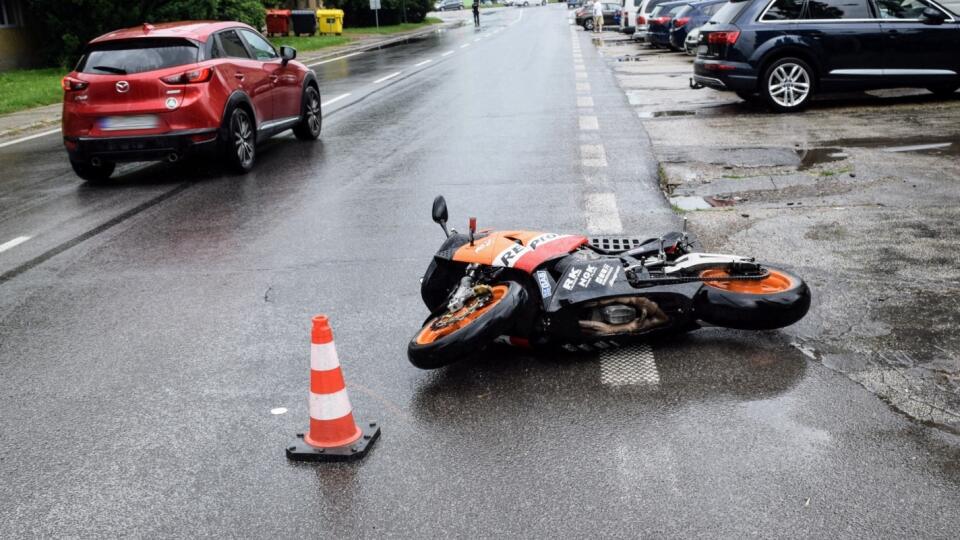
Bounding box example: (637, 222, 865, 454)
(516, 0, 547, 5)
(693, 0, 960, 112)
(61, 21, 321, 182)
(435, 0, 464, 10)
(576, 2, 623, 29)
(645, 1, 688, 48)
(568, 0, 585, 7)
(633, 0, 675, 41)
(620, 0, 643, 34)
(668, 0, 726, 51)
(684, 26, 700, 55)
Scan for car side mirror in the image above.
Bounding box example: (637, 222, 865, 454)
(920, 7, 946, 25)
(280, 45, 296, 64)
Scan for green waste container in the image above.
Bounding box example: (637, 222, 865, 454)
(317, 9, 344, 35)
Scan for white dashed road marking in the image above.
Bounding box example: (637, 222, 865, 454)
(579, 116, 599, 130)
(373, 71, 402, 84)
(441, 50, 455, 56)
(577, 96, 594, 107)
(307, 51, 364, 67)
(577, 82, 591, 93)
(321, 93, 351, 107)
(0, 236, 30, 254)
(0, 129, 61, 150)
(585, 193, 623, 234)
(460, 43, 470, 48)
(600, 345, 660, 386)
(414, 59, 433, 67)
(580, 144, 607, 167)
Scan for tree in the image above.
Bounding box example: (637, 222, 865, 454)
(24, 0, 267, 67)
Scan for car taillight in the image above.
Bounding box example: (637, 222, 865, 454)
(707, 31, 740, 45)
(674, 17, 690, 27)
(653, 16, 670, 25)
(637, 15, 646, 24)
(61, 76, 88, 92)
(161, 67, 213, 85)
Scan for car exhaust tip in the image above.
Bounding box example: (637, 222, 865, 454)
(167, 153, 180, 163)
(90, 157, 102, 167)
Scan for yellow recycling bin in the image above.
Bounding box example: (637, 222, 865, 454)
(317, 9, 344, 35)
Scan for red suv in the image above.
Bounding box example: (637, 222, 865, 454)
(61, 21, 322, 182)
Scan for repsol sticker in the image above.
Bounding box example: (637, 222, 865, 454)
(494, 234, 570, 268)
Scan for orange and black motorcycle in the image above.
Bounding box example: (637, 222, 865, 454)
(408, 196, 811, 369)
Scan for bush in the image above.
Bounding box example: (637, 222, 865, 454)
(24, 0, 266, 67)
(323, 0, 434, 27)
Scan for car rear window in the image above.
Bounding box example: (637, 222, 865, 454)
(710, 0, 751, 22)
(78, 39, 199, 75)
(806, 0, 872, 18)
(757, 0, 803, 19)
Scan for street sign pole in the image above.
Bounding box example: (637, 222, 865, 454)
(370, 0, 381, 30)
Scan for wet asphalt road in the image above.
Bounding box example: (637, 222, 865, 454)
(1, 6, 959, 537)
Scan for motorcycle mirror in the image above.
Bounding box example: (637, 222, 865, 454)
(432, 195, 450, 237)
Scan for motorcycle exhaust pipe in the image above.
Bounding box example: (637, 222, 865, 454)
(167, 153, 180, 163)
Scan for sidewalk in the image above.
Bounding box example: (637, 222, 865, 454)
(0, 20, 463, 146)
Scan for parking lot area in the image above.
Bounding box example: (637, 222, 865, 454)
(592, 30, 960, 430)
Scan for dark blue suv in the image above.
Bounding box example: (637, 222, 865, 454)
(692, 0, 960, 112)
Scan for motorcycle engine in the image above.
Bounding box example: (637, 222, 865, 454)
(580, 297, 669, 336)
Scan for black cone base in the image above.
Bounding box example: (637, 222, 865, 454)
(286, 421, 380, 462)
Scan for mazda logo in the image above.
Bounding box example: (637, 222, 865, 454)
(115, 81, 130, 93)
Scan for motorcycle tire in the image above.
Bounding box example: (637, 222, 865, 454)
(693, 266, 811, 330)
(408, 282, 527, 369)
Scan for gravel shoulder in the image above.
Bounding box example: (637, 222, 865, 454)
(596, 33, 960, 432)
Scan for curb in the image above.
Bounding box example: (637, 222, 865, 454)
(300, 20, 465, 64)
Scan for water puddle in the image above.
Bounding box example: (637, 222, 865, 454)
(637, 110, 697, 119)
(797, 147, 848, 170)
(797, 136, 959, 170)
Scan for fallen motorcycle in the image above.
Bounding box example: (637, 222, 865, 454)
(408, 196, 811, 369)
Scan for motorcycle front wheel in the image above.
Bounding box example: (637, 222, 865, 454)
(408, 282, 526, 369)
(693, 267, 811, 330)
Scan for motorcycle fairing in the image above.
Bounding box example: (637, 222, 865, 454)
(546, 259, 701, 313)
(451, 230, 588, 273)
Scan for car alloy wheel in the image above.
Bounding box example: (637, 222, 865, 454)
(306, 93, 321, 135)
(232, 109, 255, 168)
(767, 62, 811, 109)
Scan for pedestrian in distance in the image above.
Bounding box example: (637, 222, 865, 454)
(592, 0, 603, 33)
(473, 0, 480, 27)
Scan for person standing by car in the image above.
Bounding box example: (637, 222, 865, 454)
(592, 0, 604, 33)
(473, 0, 480, 27)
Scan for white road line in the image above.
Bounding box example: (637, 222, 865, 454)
(441, 50, 455, 56)
(307, 51, 364, 67)
(577, 96, 594, 108)
(600, 345, 660, 387)
(575, 71, 587, 80)
(321, 93, 351, 107)
(0, 236, 30, 254)
(585, 193, 623, 234)
(575, 65, 586, 72)
(372, 71, 402, 84)
(576, 82, 591, 93)
(579, 115, 599, 130)
(0, 128, 61, 150)
(580, 144, 607, 167)
(414, 59, 433, 67)
(473, 38, 481, 43)
(460, 43, 471, 48)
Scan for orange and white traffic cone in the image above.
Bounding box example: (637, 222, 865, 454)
(286, 315, 380, 462)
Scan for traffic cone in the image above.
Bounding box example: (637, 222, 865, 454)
(286, 315, 380, 462)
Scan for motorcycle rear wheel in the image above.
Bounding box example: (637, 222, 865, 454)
(408, 282, 526, 369)
(693, 267, 811, 330)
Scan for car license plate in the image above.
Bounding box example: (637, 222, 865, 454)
(98, 115, 159, 131)
(697, 45, 707, 55)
